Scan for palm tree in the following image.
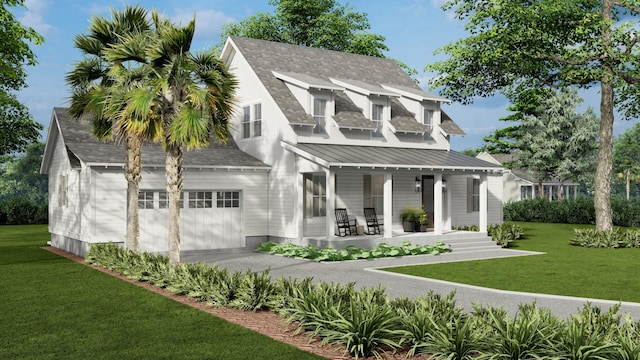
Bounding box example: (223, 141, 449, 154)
(66, 6, 154, 253)
(106, 12, 238, 267)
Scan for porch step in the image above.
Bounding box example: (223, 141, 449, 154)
(444, 235, 503, 253)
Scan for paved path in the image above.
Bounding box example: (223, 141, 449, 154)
(182, 248, 640, 319)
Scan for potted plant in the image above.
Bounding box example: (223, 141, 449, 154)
(416, 210, 428, 232)
(400, 206, 420, 232)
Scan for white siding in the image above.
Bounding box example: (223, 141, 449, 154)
(449, 173, 503, 227)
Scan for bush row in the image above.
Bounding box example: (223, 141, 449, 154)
(256, 240, 450, 261)
(452, 223, 524, 248)
(571, 228, 640, 248)
(87, 244, 640, 359)
(504, 197, 640, 227)
(0, 197, 48, 225)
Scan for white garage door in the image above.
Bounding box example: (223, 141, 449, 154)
(138, 190, 244, 252)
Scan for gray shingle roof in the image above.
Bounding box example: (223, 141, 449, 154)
(389, 98, 425, 134)
(440, 111, 465, 136)
(229, 37, 460, 130)
(381, 84, 450, 103)
(53, 107, 269, 169)
(286, 142, 503, 170)
(333, 91, 375, 130)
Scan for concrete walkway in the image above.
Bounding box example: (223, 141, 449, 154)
(182, 248, 640, 319)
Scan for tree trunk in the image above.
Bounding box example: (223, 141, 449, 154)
(626, 172, 630, 200)
(594, 0, 614, 232)
(557, 181, 564, 201)
(538, 180, 543, 199)
(166, 143, 183, 268)
(124, 136, 142, 253)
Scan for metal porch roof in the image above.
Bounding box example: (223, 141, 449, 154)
(283, 142, 503, 171)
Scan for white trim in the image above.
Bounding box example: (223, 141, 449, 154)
(381, 84, 452, 104)
(272, 71, 345, 91)
(383, 173, 392, 238)
(330, 78, 400, 97)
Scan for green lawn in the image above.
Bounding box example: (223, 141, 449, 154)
(0, 225, 323, 360)
(385, 222, 640, 303)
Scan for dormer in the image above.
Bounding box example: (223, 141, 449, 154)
(330, 78, 399, 140)
(381, 84, 452, 140)
(272, 71, 344, 137)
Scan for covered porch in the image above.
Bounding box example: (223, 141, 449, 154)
(283, 142, 504, 243)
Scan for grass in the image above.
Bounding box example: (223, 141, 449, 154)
(385, 222, 640, 303)
(0, 225, 323, 360)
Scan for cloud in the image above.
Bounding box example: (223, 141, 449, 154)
(169, 8, 235, 42)
(20, 0, 56, 36)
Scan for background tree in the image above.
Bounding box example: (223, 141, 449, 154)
(482, 89, 551, 154)
(427, 0, 640, 231)
(218, 0, 387, 57)
(516, 88, 599, 200)
(0, 141, 47, 203)
(66, 6, 154, 253)
(0, 0, 44, 160)
(107, 11, 238, 267)
(612, 123, 640, 199)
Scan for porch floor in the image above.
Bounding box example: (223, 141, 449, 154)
(303, 230, 497, 251)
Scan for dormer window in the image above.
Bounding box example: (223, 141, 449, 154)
(241, 103, 262, 138)
(313, 97, 327, 134)
(371, 103, 384, 138)
(423, 108, 434, 139)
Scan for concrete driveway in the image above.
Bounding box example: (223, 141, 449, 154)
(182, 247, 640, 319)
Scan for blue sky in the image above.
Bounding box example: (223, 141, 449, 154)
(13, 0, 638, 151)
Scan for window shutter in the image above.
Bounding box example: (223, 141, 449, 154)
(467, 177, 473, 213)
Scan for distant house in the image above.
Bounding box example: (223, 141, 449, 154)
(41, 36, 503, 257)
(476, 152, 579, 202)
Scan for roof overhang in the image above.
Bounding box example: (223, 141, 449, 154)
(330, 78, 399, 97)
(273, 71, 345, 91)
(381, 84, 451, 104)
(282, 141, 504, 172)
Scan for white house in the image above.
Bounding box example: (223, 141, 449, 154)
(476, 152, 579, 202)
(40, 107, 271, 256)
(41, 36, 504, 257)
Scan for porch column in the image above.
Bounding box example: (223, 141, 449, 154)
(445, 177, 452, 231)
(479, 173, 488, 233)
(296, 173, 304, 240)
(434, 174, 443, 235)
(325, 168, 335, 240)
(383, 173, 393, 238)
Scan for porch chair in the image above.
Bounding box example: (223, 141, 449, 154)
(363, 207, 383, 235)
(335, 208, 356, 236)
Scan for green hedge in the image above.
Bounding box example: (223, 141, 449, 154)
(0, 197, 48, 225)
(504, 197, 640, 227)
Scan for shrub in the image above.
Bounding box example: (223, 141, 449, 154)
(256, 240, 450, 261)
(311, 288, 405, 359)
(571, 228, 640, 248)
(230, 269, 276, 311)
(0, 197, 47, 225)
(455, 224, 524, 248)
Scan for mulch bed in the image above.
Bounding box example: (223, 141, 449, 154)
(42, 246, 428, 360)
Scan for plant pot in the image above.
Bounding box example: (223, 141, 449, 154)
(402, 221, 414, 232)
(415, 222, 427, 232)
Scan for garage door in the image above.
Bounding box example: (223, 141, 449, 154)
(138, 190, 244, 252)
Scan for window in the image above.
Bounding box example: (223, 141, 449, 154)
(242, 106, 251, 138)
(159, 191, 184, 209)
(364, 175, 384, 215)
(189, 191, 213, 209)
(58, 175, 68, 207)
(466, 178, 480, 213)
(217, 191, 240, 208)
(304, 174, 326, 218)
(138, 191, 154, 209)
(371, 104, 384, 138)
(520, 186, 533, 200)
(313, 98, 326, 134)
(423, 108, 434, 139)
(253, 103, 262, 137)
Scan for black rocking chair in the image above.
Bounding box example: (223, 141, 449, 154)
(335, 208, 356, 236)
(363, 207, 383, 235)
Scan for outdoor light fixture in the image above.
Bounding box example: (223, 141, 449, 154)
(442, 180, 447, 192)
(415, 176, 421, 192)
